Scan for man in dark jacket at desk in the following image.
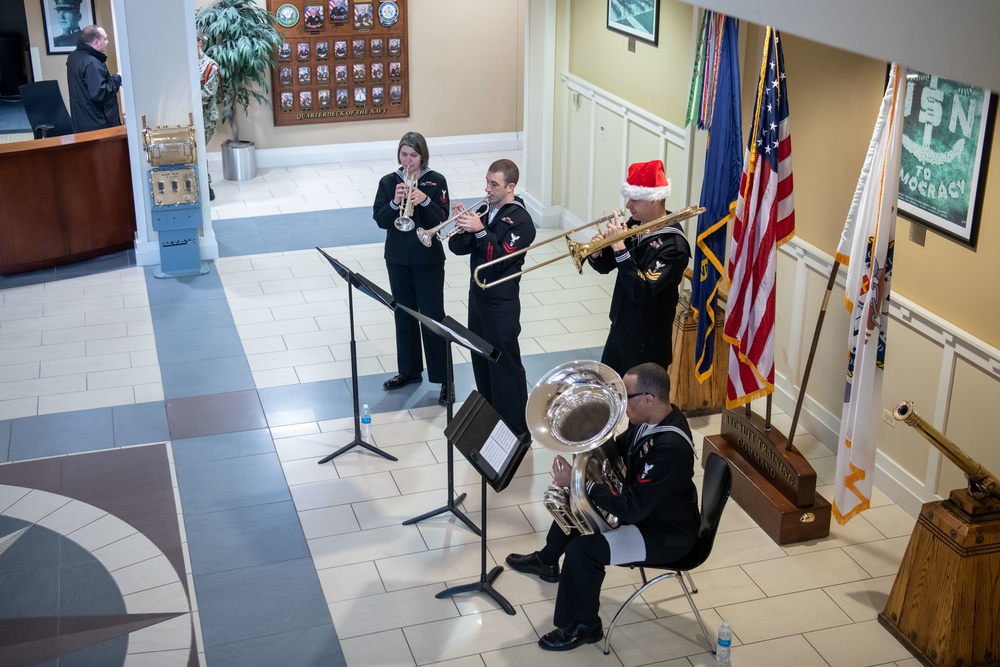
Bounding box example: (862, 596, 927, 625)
(66, 25, 122, 132)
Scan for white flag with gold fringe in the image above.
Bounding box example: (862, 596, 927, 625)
(832, 64, 907, 525)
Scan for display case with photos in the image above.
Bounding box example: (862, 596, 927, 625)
(268, 0, 409, 124)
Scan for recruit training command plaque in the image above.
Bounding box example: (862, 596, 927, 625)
(268, 0, 409, 126)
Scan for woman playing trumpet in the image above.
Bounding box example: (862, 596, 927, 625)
(373, 132, 452, 403)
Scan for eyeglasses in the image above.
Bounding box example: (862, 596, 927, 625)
(627, 392, 653, 400)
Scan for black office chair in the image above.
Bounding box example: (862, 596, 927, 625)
(19, 81, 73, 139)
(602, 452, 733, 656)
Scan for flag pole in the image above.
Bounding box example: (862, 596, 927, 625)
(786, 260, 841, 451)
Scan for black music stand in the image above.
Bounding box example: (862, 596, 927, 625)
(315, 248, 398, 463)
(435, 391, 532, 615)
(399, 306, 500, 536)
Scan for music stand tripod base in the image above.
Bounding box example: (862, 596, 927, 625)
(435, 564, 513, 615)
(434, 476, 514, 615)
(432, 392, 530, 615)
(314, 248, 400, 464)
(398, 313, 498, 536)
(320, 438, 398, 463)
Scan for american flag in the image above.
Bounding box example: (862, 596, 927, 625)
(722, 27, 795, 408)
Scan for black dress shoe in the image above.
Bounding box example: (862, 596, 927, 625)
(383, 374, 420, 390)
(505, 551, 559, 583)
(438, 383, 455, 404)
(538, 620, 603, 651)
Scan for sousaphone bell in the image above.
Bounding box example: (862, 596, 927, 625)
(526, 360, 629, 535)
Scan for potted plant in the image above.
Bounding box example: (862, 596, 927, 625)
(195, 0, 282, 181)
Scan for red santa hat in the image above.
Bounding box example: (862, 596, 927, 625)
(620, 160, 671, 201)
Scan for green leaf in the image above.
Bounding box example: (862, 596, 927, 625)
(197, 0, 282, 142)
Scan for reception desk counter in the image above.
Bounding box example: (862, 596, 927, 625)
(0, 126, 136, 275)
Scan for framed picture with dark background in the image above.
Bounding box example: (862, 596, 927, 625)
(898, 68, 996, 248)
(41, 0, 97, 55)
(606, 0, 660, 46)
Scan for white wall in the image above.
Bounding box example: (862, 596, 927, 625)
(113, 0, 217, 265)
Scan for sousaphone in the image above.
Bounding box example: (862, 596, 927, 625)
(526, 360, 629, 535)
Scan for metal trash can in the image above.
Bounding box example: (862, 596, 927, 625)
(222, 140, 257, 181)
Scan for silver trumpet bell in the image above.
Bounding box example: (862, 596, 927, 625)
(394, 174, 417, 232)
(527, 361, 629, 535)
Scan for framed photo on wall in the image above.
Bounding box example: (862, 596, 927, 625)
(606, 0, 659, 46)
(898, 68, 996, 248)
(40, 0, 97, 55)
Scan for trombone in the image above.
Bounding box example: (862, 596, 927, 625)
(472, 205, 705, 289)
(415, 197, 488, 247)
(394, 174, 418, 231)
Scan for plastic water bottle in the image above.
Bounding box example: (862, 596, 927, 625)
(715, 620, 732, 664)
(361, 404, 372, 443)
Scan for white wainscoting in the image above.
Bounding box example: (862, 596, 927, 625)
(557, 72, 691, 229)
(773, 235, 1000, 517)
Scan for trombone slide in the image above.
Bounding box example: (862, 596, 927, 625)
(472, 205, 704, 289)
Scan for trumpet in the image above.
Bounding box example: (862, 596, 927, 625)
(415, 197, 488, 247)
(393, 174, 418, 232)
(472, 205, 705, 289)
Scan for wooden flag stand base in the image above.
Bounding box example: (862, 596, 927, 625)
(702, 409, 831, 545)
(878, 489, 1000, 667)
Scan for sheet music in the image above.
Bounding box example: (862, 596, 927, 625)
(434, 318, 479, 351)
(480, 419, 519, 474)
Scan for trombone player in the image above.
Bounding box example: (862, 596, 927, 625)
(448, 159, 535, 436)
(506, 363, 700, 651)
(373, 132, 452, 403)
(589, 160, 691, 376)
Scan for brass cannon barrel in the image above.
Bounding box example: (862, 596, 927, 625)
(893, 400, 999, 499)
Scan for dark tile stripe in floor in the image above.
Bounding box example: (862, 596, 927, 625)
(145, 265, 255, 400)
(212, 197, 485, 258)
(145, 264, 343, 663)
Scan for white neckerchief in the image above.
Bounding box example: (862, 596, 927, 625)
(630, 422, 695, 454)
(635, 224, 685, 245)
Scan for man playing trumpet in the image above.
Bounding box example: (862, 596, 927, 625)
(506, 363, 700, 651)
(373, 132, 452, 403)
(448, 159, 535, 435)
(589, 160, 691, 376)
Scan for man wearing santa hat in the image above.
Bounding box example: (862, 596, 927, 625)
(587, 159, 690, 376)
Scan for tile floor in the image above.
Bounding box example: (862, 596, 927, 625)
(0, 149, 923, 666)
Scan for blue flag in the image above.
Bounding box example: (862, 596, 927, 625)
(692, 15, 742, 383)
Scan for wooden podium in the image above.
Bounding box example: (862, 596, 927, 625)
(702, 409, 831, 544)
(0, 127, 135, 274)
(878, 489, 1000, 667)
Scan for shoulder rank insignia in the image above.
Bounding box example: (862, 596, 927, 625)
(642, 264, 663, 281)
